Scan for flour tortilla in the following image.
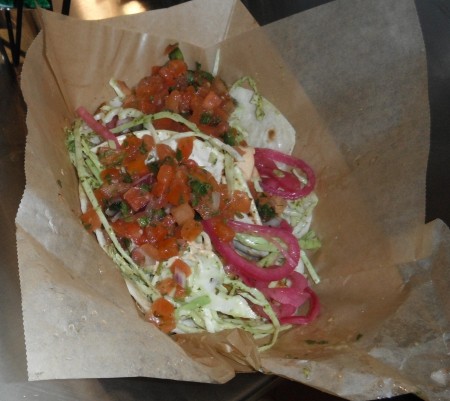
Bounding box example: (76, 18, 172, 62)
(229, 86, 296, 155)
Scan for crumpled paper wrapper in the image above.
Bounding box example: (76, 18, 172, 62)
(15, 0, 450, 400)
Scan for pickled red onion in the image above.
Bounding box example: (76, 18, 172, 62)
(254, 147, 315, 199)
(252, 273, 320, 325)
(203, 217, 320, 325)
(279, 287, 320, 325)
(255, 271, 310, 307)
(76, 106, 121, 149)
(202, 219, 299, 282)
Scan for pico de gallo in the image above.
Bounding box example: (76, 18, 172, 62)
(66, 45, 321, 350)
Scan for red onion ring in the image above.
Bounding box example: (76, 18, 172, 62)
(76, 106, 121, 149)
(254, 147, 315, 199)
(255, 272, 310, 307)
(279, 287, 320, 325)
(202, 219, 299, 282)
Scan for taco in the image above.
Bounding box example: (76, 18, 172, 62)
(66, 45, 320, 350)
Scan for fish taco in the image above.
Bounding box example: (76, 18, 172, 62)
(66, 45, 321, 350)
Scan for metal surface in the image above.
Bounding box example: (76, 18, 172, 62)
(1, 0, 448, 400)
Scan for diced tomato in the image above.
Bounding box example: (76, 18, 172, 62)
(178, 88, 194, 114)
(221, 98, 236, 114)
(212, 110, 231, 137)
(188, 104, 202, 127)
(122, 94, 138, 110)
(211, 77, 228, 96)
(156, 278, 176, 296)
(166, 175, 190, 205)
(93, 188, 108, 206)
(165, 89, 182, 113)
(122, 134, 141, 157)
(121, 134, 154, 163)
(199, 122, 229, 138)
(176, 136, 194, 161)
(171, 203, 194, 225)
(110, 220, 144, 243)
(136, 75, 166, 97)
(180, 219, 203, 241)
(196, 83, 210, 98)
(145, 297, 176, 333)
(156, 277, 186, 299)
(152, 164, 175, 198)
(159, 214, 177, 231)
(209, 217, 235, 242)
(190, 164, 220, 191)
(192, 197, 217, 220)
(123, 187, 153, 212)
(137, 243, 160, 261)
(168, 59, 188, 77)
(158, 59, 188, 86)
(156, 143, 176, 161)
(80, 207, 101, 232)
(202, 90, 222, 110)
(153, 118, 184, 132)
(158, 163, 176, 183)
(100, 167, 122, 184)
(170, 259, 192, 277)
(144, 224, 168, 244)
(124, 153, 148, 177)
(138, 98, 158, 114)
(156, 237, 179, 261)
(226, 190, 251, 215)
(232, 191, 252, 213)
(141, 134, 155, 152)
(189, 169, 220, 219)
(95, 182, 131, 205)
(97, 147, 125, 167)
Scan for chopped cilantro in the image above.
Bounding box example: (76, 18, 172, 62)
(168, 47, 184, 61)
(139, 183, 151, 192)
(189, 178, 212, 196)
(137, 216, 151, 227)
(175, 148, 183, 162)
(120, 201, 131, 217)
(186, 70, 196, 86)
(200, 112, 212, 125)
(200, 112, 221, 126)
(199, 70, 214, 83)
(122, 172, 133, 183)
(256, 201, 276, 222)
(152, 208, 166, 221)
(189, 177, 212, 206)
(221, 130, 237, 146)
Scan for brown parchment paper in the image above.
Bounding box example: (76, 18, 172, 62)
(15, 0, 450, 400)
